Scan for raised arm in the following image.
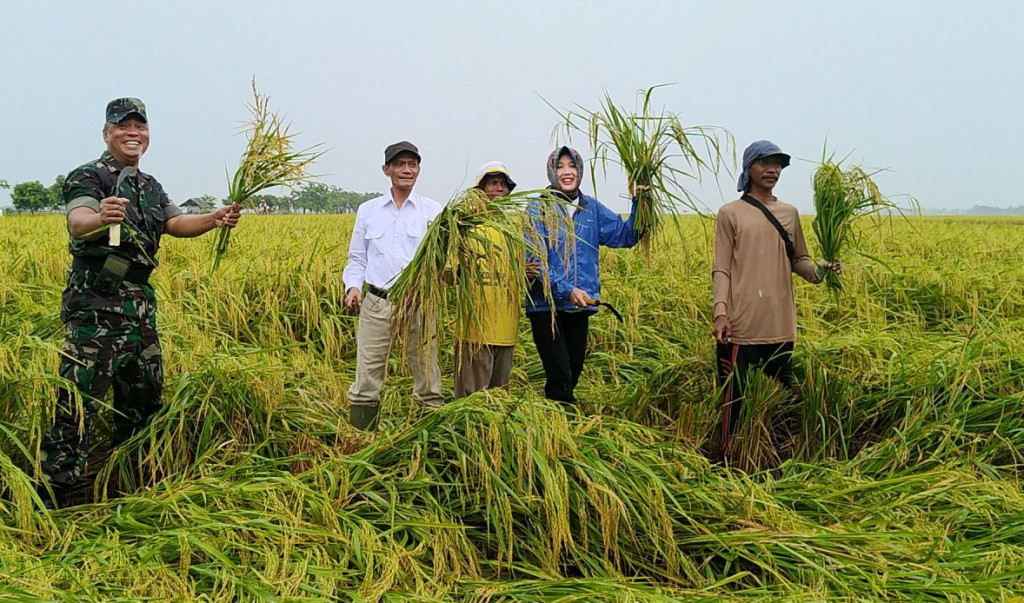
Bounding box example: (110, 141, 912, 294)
(790, 214, 821, 284)
(63, 168, 114, 240)
(165, 204, 240, 238)
(597, 197, 642, 249)
(67, 202, 122, 240)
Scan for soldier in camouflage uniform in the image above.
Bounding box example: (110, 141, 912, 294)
(39, 98, 242, 508)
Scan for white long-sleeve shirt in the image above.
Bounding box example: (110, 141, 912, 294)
(342, 191, 442, 293)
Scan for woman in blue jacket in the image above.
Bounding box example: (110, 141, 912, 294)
(526, 146, 643, 406)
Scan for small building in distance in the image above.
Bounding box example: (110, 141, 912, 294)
(180, 197, 215, 214)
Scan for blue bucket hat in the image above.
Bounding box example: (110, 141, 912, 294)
(737, 140, 791, 192)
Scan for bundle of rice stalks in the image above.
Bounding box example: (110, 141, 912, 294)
(553, 85, 731, 252)
(388, 187, 572, 363)
(725, 369, 792, 472)
(95, 347, 351, 495)
(211, 79, 324, 271)
(812, 150, 910, 291)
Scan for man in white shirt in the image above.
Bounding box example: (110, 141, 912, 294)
(342, 141, 444, 430)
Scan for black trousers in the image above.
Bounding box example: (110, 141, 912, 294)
(716, 341, 794, 448)
(528, 311, 591, 404)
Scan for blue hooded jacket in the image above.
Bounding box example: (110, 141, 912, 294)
(525, 191, 641, 313)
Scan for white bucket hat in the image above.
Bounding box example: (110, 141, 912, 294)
(474, 161, 517, 191)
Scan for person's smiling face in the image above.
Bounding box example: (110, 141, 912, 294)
(554, 153, 580, 195)
(104, 117, 149, 166)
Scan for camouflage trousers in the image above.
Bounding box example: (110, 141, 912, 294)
(40, 307, 163, 495)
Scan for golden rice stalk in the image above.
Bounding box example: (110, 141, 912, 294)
(552, 85, 732, 253)
(812, 147, 914, 292)
(388, 187, 574, 365)
(211, 78, 325, 271)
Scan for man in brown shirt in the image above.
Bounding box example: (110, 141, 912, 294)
(711, 140, 840, 451)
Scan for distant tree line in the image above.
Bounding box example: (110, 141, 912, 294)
(2, 177, 377, 214)
(962, 205, 1024, 216)
(238, 183, 379, 214)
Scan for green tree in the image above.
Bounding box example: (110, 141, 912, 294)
(48, 175, 66, 210)
(11, 181, 51, 213)
(333, 189, 378, 213)
(290, 182, 333, 214)
(249, 193, 287, 212)
(289, 182, 378, 214)
(0, 179, 9, 190)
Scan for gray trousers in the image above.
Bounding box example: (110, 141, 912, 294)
(454, 342, 514, 398)
(347, 292, 444, 409)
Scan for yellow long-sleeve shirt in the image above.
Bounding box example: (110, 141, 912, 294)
(458, 226, 520, 346)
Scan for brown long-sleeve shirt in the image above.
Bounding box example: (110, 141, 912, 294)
(712, 196, 820, 344)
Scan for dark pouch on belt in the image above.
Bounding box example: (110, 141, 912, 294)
(94, 255, 131, 295)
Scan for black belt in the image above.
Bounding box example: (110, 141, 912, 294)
(72, 256, 154, 285)
(367, 284, 389, 300)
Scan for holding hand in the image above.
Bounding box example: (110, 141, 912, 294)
(525, 258, 540, 281)
(712, 315, 732, 344)
(815, 259, 843, 280)
(344, 287, 362, 314)
(214, 203, 242, 229)
(98, 196, 128, 225)
(569, 287, 596, 308)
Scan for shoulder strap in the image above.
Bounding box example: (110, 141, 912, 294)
(740, 193, 795, 265)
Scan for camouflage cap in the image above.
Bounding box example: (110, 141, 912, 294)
(106, 98, 147, 124)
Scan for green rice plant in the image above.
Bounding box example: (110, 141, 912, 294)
(795, 361, 856, 461)
(552, 85, 732, 253)
(458, 577, 709, 601)
(812, 149, 914, 291)
(619, 363, 718, 447)
(725, 369, 792, 472)
(94, 346, 353, 496)
(1, 212, 1023, 599)
(0, 448, 56, 535)
(388, 187, 573, 364)
(211, 79, 324, 271)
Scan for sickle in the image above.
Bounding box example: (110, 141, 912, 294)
(596, 301, 624, 323)
(109, 166, 135, 247)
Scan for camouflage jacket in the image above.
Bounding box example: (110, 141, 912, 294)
(61, 152, 182, 323)
(63, 151, 182, 268)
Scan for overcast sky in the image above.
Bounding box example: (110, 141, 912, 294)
(1, 1, 1020, 213)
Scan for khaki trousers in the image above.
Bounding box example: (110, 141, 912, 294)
(348, 292, 444, 408)
(454, 342, 514, 398)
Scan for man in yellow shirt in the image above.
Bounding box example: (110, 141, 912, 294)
(454, 162, 522, 397)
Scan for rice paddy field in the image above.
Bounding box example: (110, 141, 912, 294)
(0, 212, 1022, 601)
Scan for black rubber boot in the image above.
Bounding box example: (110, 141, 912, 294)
(350, 403, 380, 431)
